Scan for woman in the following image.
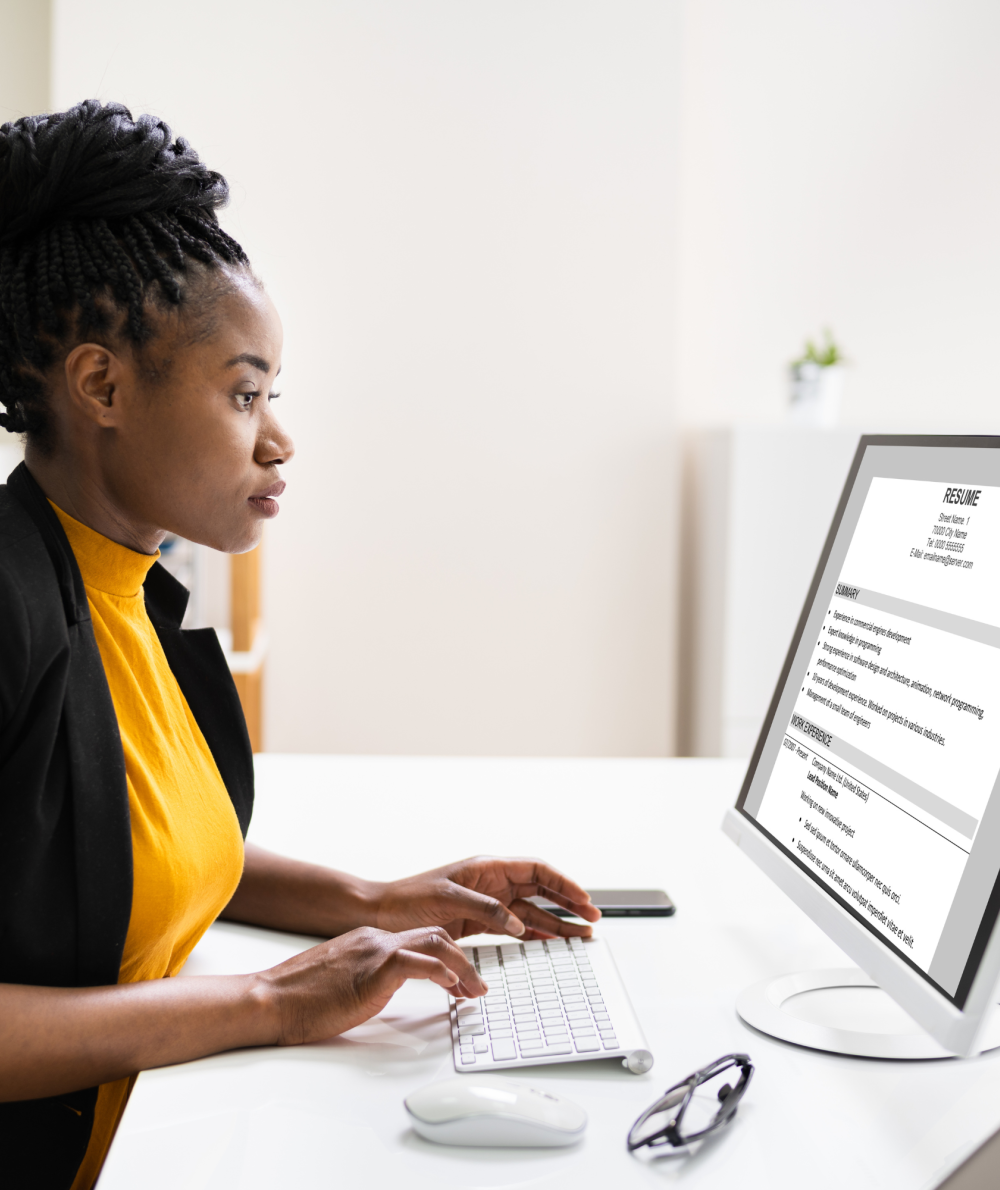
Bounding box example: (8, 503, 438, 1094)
(0, 101, 599, 1190)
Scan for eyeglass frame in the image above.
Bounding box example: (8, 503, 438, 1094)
(627, 1052, 754, 1152)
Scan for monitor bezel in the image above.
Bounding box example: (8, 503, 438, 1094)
(729, 433, 1000, 1056)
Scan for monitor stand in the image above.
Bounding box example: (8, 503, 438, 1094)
(737, 968, 1000, 1060)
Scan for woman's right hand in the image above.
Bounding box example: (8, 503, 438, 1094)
(254, 925, 487, 1047)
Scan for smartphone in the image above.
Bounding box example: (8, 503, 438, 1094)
(528, 889, 675, 918)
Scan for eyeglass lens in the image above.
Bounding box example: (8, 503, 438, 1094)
(629, 1056, 751, 1150)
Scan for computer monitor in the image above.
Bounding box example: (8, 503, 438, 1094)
(724, 435, 1000, 1058)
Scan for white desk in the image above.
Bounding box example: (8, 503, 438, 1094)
(100, 757, 1000, 1189)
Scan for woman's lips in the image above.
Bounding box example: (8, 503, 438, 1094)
(248, 480, 286, 518)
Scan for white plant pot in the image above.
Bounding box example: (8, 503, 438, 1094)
(789, 362, 844, 428)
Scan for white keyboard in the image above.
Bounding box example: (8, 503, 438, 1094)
(449, 935, 651, 1072)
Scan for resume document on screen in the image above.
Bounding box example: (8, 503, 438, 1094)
(749, 469, 1000, 998)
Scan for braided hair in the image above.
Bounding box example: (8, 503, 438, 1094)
(0, 100, 249, 441)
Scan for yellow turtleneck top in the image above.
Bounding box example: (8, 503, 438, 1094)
(51, 505, 246, 1190)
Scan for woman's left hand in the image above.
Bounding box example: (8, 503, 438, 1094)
(366, 856, 602, 941)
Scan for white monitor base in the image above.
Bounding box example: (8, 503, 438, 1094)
(737, 968, 1000, 1060)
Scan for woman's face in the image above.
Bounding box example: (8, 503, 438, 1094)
(44, 269, 294, 554)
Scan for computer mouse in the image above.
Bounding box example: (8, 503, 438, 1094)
(404, 1076, 588, 1147)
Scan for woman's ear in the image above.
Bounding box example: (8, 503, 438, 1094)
(63, 342, 128, 426)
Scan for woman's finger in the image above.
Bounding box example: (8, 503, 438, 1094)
(388, 948, 462, 990)
(510, 898, 595, 939)
(398, 928, 487, 994)
(505, 883, 600, 919)
(475, 859, 601, 922)
(434, 887, 527, 938)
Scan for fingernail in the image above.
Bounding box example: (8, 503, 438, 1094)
(480, 981, 489, 993)
(507, 916, 526, 937)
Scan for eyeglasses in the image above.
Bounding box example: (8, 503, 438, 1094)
(627, 1053, 754, 1153)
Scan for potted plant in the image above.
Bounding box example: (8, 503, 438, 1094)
(789, 329, 846, 428)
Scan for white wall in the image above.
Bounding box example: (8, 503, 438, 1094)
(0, 0, 49, 124)
(52, 1, 680, 755)
(0, 0, 47, 470)
(675, 0, 1000, 433)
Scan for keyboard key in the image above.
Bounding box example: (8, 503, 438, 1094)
(523, 940, 545, 952)
(519, 1040, 544, 1052)
(603, 1038, 619, 1049)
(457, 1004, 483, 1017)
(542, 1043, 573, 1056)
(561, 995, 585, 1005)
(574, 1038, 601, 1052)
(492, 1040, 517, 1061)
(461, 1053, 478, 1064)
(512, 1009, 536, 1021)
(474, 1040, 489, 1053)
(539, 1009, 563, 1020)
(500, 943, 522, 956)
(570, 1024, 596, 1036)
(565, 1007, 590, 1018)
(490, 1028, 512, 1039)
(459, 1023, 485, 1036)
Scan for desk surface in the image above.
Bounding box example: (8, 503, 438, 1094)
(100, 756, 1000, 1190)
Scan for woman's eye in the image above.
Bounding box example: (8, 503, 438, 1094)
(236, 392, 258, 411)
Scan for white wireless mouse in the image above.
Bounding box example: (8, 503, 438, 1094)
(404, 1076, 587, 1147)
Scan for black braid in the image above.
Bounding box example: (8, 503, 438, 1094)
(0, 100, 249, 441)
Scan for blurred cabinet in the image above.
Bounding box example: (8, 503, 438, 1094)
(159, 537, 266, 753)
(229, 545, 265, 752)
(679, 425, 861, 758)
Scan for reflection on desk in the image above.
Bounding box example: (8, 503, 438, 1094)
(99, 756, 1000, 1189)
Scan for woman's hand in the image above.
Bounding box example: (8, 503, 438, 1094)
(366, 856, 602, 941)
(0, 924, 485, 1101)
(256, 925, 486, 1046)
(223, 846, 600, 944)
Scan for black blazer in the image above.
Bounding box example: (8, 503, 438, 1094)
(0, 463, 254, 1189)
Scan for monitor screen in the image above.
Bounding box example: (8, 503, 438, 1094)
(738, 441, 1000, 1009)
